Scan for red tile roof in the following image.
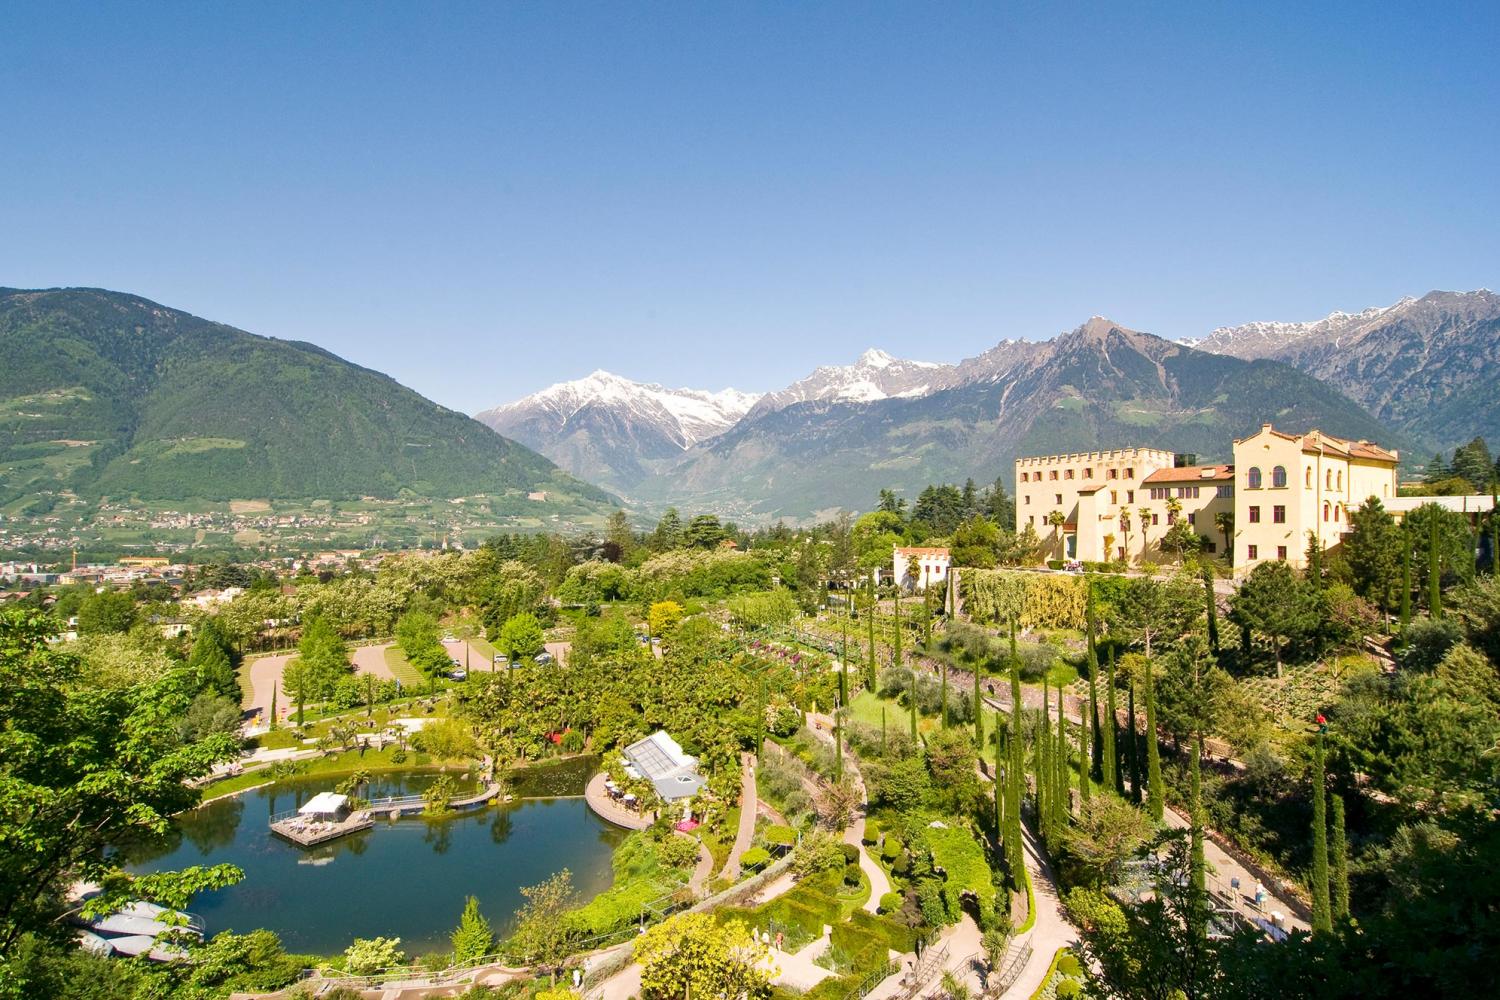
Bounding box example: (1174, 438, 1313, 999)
(1142, 464, 1234, 484)
(895, 547, 950, 556)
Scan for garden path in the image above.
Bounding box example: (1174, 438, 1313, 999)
(719, 752, 759, 881)
(804, 712, 892, 914)
(350, 641, 395, 680)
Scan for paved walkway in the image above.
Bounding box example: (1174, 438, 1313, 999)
(351, 642, 396, 681)
(686, 837, 715, 895)
(1162, 806, 1309, 932)
(719, 753, 759, 881)
(804, 713, 892, 914)
(242, 652, 294, 724)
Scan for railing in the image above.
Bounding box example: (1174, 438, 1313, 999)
(894, 943, 948, 1000)
(981, 940, 1032, 998)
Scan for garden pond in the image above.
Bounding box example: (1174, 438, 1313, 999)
(122, 756, 627, 955)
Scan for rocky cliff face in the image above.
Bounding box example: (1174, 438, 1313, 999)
(1189, 290, 1500, 448)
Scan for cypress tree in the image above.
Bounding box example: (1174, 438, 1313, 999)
(1056, 685, 1069, 827)
(1490, 490, 1499, 576)
(1311, 734, 1332, 932)
(1006, 621, 1026, 889)
(296, 688, 306, 729)
(1103, 648, 1119, 794)
(1331, 793, 1350, 921)
(994, 749, 1004, 844)
(1400, 534, 1413, 640)
(1085, 595, 1101, 785)
(866, 578, 878, 690)
(269, 689, 278, 731)
(1190, 731, 1205, 897)
(1144, 659, 1163, 822)
(1037, 676, 1050, 842)
(973, 664, 984, 760)
(880, 706, 887, 753)
(1429, 513, 1442, 618)
(1078, 675, 1092, 806)
(1202, 566, 1220, 655)
(940, 662, 949, 729)
(1127, 682, 1142, 804)
(835, 658, 847, 782)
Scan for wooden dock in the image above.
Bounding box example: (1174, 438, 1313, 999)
(269, 810, 375, 846)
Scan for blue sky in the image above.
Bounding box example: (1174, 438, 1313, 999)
(2, 2, 1495, 413)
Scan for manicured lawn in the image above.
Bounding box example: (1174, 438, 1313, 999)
(201, 745, 472, 800)
(848, 689, 940, 735)
(383, 644, 427, 688)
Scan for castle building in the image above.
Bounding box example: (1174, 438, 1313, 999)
(1231, 424, 1398, 571)
(893, 546, 950, 592)
(1015, 424, 1404, 575)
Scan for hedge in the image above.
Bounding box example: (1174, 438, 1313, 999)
(924, 824, 996, 911)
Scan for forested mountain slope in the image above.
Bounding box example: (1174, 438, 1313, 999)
(0, 288, 611, 505)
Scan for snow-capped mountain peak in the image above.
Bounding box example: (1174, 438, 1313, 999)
(745, 349, 953, 418)
(1186, 298, 1415, 358)
(476, 370, 760, 456)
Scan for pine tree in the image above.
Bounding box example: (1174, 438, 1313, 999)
(1331, 792, 1350, 921)
(1311, 735, 1332, 933)
(1103, 648, 1119, 795)
(1144, 658, 1163, 822)
(451, 895, 494, 963)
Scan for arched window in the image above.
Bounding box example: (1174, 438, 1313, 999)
(1334, 505, 1341, 523)
(1326, 469, 1333, 489)
(1272, 466, 1287, 488)
(1306, 468, 1313, 487)
(1247, 467, 1262, 489)
(1323, 501, 1330, 521)
(1337, 470, 1343, 490)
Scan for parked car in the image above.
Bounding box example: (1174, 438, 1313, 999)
(449, 668, 468, 681)
(535, 650, 554, 665)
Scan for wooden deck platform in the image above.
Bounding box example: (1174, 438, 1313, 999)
(269, 810, 375, 846)
(584, 771, 653, 830)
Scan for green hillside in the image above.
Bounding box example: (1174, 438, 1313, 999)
(0, 287, 613, 507)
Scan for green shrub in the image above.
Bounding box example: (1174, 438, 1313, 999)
(764, 824, 797, 848)
(843, 864, 862, 887)
(840, 843, 861, 865)
(878, 891, 903, 914)
(740, 847, 771, 869)
(881, 836, 904, 861)
(862, 819, 881, 845)
(1056, 980, 1081, 998)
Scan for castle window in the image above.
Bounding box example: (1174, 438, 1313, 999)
(1247, 467, 1262, 489)
(1273, 505, 1286, 524)
(1306, 468, 1313, 487)
(1272, 466, 1287, 488)
(1065, 469, 1074, 480)
(1020, 472, 1028, 482)
(1217, 484, 1232, 498)
(1248, 506, 1261, 523)
(1108, 469, 1119, 480)
(1337, 470, 1343, 490)
(1326, 469, 1333, 489)
(1084, 467, 1093, 478)
(1323, 501, 1330, 521)
(1334, 505, 1341, 522)
(1049, 470, 1058, 480)
(1055, 494, 1063, 505)
(1248, 544, 1259, 560)
(1126, 490, 1135, 503)
(1277, 545, 1288, 561)
(1125, 467, 1135, 478)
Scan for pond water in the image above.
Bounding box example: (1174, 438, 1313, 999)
(122, 758, 626, 955)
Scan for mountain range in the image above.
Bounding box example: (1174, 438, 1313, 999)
(0, 288, 611, 513)
(484, 289, 1499, 520)
(1186, 290, 1500, 453)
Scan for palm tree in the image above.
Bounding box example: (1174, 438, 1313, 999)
(1137, 505, 1154, 556)
(1118, 509, 1133, 561)
(1214, 510, 1234, 558)
(1046, 509, 1067, 559)
(1165, 496, 1183, 525)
